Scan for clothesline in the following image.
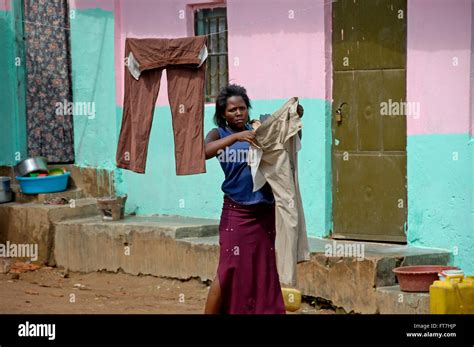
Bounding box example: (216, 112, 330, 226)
(15, 5, 330, 54)
(15, 5, 337, 57)
(12, 1, 335, 41)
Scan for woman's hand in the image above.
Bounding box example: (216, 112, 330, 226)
(233, 130, 256, 143)
(232, 130, 260, 147)
(297, 104, 304, 117)
(250, 119, 261, 130)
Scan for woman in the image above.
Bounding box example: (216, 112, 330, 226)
(203, 84, 302, 314)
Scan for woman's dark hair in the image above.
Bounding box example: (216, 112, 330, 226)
(214, 84, 252, 128)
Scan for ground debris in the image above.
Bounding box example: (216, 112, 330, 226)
(25, 290, 39, 295)
(49, 293, 65, 298)
(10, 262, 41, 274)
(73, 283, 90, 290)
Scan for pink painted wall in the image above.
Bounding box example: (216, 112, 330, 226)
(407, 0, 472, 136)
(226, 0, 327, 101)
(0, 0, 10, 11)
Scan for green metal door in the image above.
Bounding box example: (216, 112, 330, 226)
(332, 0, 407, 242)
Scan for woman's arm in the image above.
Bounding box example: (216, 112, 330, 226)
(297, 104, 303, 139)
(205, 128, 256, 160)
(205, 129, 226, 160)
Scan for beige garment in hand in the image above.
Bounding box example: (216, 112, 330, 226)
(249, 97, 310, 287)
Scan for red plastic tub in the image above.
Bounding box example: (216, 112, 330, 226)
(393, 265, 459, 292)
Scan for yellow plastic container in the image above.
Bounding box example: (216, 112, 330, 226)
(281, 288, 302, 312)
(430, 275, 474, 314)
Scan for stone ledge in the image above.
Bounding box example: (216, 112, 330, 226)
(13, 188, 84, 204)
(57, 215, 219, 239)
(54, 222, 219, 281)
(296, 238, 449, 313)
(375, 285, 430, 314)
(0, 198, 99, 264)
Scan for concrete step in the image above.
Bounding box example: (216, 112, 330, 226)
(375, 285, 430, 314)
(52, 217, 450, 314)
(297, 238, 450, 313)
(0, 198, 99, 264)
(54, 216, 219, 280)
(13, 187, 84, 204)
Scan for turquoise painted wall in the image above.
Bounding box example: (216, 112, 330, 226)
(407, 134, 474, 273)
(69, 8, 333, 238)
(0, 6, 26, 166)
(0, 9, 15, 165)
(69, 8, 117, 170)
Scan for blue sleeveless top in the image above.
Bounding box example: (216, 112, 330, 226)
(216, 125, 274, 205)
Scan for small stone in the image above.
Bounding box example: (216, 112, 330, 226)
(0, 258, 12, 273)
(50, 293, 64, 298)
(25, 290, 39, 295)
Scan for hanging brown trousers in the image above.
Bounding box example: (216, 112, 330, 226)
(116, 36, 208, 175)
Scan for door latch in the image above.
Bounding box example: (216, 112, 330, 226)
(335, 102, 347, 123)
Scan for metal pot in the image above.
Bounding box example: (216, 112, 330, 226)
(14, 156, 48, 177)
(0, 176, 12, 203)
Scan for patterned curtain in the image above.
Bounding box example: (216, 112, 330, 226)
(24, 0, 74, 163)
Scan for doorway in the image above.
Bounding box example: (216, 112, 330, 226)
(331, 0, 407, 242)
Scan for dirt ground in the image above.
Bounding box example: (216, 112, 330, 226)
(0, 264, 328, 314)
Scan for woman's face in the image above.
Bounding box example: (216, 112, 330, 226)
(224, 96, 248, 130)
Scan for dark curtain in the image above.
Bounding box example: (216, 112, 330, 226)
(24, 0, 74, 163)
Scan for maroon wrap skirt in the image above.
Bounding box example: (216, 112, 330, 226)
(217, 196, 285, 314)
